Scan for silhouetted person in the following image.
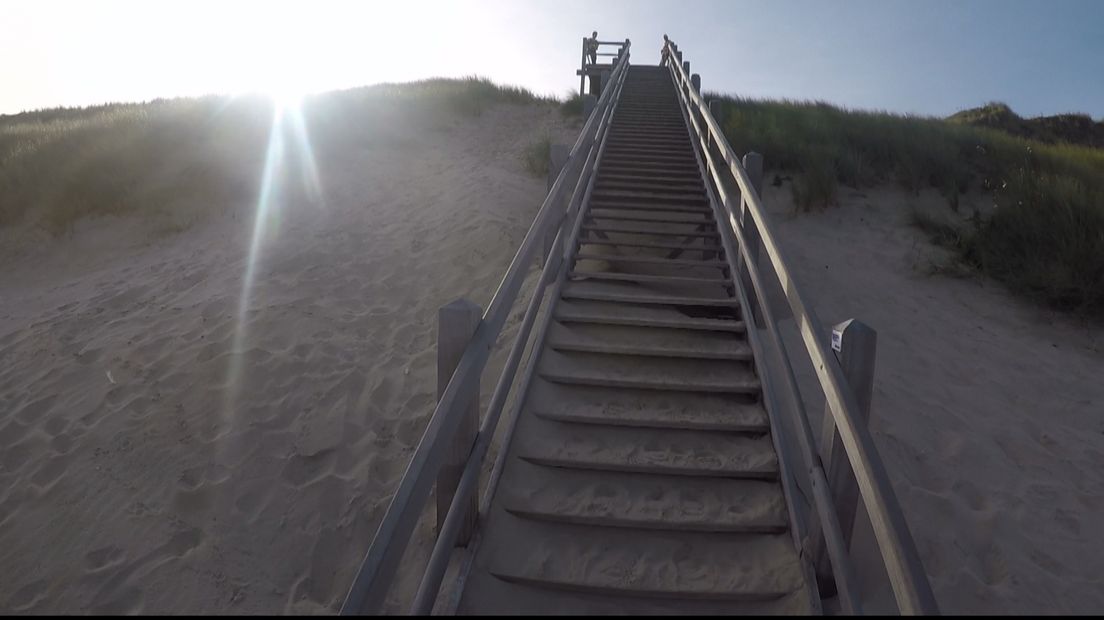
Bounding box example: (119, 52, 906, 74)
(660, 34, 671, 67)
(586, 31, 599, 65)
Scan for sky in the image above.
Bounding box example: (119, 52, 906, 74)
(2, 0, 1102, 118)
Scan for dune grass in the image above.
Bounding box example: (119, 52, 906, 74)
(0, 77, 558, 237)
(707, 96, 1104, 317)
(560, 92, 585, 118)
(523, 134, 553, 178)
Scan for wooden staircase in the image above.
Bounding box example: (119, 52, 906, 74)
(454, 65, 816, 614)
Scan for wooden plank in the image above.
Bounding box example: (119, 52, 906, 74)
(594, 180, 704, 195)
(569, 269, 729, 286)
(581, 224, 719, 238)
(574, 252, 726, 267)
(436, 299, 482, 546)
(555, 304, 744, 333)
(577, 238, 722, 252)
(561, 287, 739, 307)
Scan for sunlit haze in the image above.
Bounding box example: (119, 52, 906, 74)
(3, 0, 1103, 117)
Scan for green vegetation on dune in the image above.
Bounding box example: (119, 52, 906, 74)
(0, 77, 558, 236)
(0, 97, 270, 235)
(358, 76, 556, 116)
(948, 102, 1104, 149)
(709, 95, 1104, 317)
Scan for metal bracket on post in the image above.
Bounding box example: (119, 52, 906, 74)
(810, 319, 878, 596)
(436, 299, 482, 547)
(739, 151, 764, 328)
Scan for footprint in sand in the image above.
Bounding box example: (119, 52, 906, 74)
(88, 527, 205, 614)
(29, 455, 70, 490)
(85, 545, 126, 573)
(7, 578, 48, 612)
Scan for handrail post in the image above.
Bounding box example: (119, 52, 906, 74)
(579, 37, 587, 96)
(811, 319, 878, 595)
(436, 299, 482, 546)
(739, 151, 764, 328)
(582, 94, 598, 120)
(708, 100, 723, 153)
(543, 144, 571, 268)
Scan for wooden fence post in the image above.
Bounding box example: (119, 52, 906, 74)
(811, 318, 878, 594)
(436, 298, 482, 547)
(740, 151, 764, 328)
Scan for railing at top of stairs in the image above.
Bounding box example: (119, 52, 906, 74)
(662, 38, 939, 615)
(338, 39, 632, 616)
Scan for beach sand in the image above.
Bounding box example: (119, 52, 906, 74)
(760, 183, 1104, 613)
(0, 101, 576, 613)
(3, 95, 1103, 615)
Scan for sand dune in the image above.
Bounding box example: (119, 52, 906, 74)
(761, 184, 1104, 613)
(0, 101, 575, 613)
(4, 89, 1103, 615)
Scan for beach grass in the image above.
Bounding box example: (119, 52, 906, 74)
(709, 95, 1104, 316)
(0, 77, 558, 236)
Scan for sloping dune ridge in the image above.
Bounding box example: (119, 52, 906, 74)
(0, 94, 575, 613)
(2, 87, 1104, 615)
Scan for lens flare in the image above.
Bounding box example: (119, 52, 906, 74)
(221, 94, 323, 426)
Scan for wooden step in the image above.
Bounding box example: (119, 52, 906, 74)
(609, 127, 687, 135)
(555, 298, 744, 333)
(577, 238, 723, 252)
(600, 158, 699, 170)
(594, 180, 704, 195)
(547, 321, 750, 360)
(526, 381, 765, 433)
(501, 467, 786, 533)
(586, 211, 715, 225)
(587, 202, 711, 215)
(581, 224, 718, 238)
(569, 270, 730, 288)
(608, 131, 689, 142)
(605, 136, 690, 145)
(458, 575, 812, 615)
(601, 152, 697, 166)
(601, 148, 696, 161)
(539, 349, 757, 394)
(590, 190, 708, 207)
(561, 282, 737, 308)
(574, 251, 727, 267)
(613, 113, 683, 121)
(487, 524, 802, 602)
(597, 172, 705, 186)
(515, 417, 777, 477)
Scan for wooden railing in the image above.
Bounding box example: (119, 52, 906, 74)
(339, 39, 632, 616)
(663, 39, 939, 615)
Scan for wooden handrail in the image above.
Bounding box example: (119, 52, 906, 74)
(339, 41, 632, 615)
(664, 40, 938, 615)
